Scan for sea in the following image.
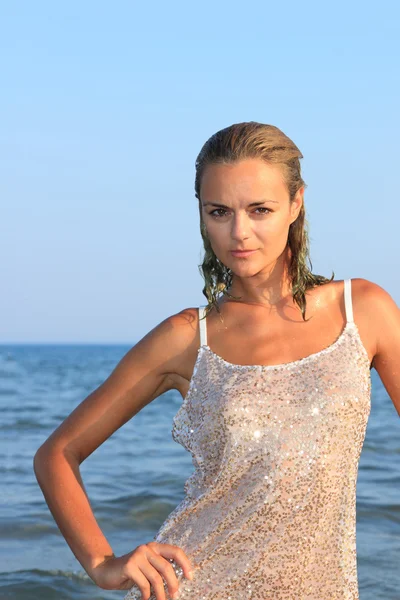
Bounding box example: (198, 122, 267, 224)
(1, 344, 399, 599)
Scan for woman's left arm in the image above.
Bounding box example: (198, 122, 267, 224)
(367, 281, 400, 417)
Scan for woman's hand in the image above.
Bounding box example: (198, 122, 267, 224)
(91, 541, 194, 600)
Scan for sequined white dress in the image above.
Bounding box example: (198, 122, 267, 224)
(124, 278, 371, 600)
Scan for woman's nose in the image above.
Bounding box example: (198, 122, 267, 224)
(231, 213, 250, 240)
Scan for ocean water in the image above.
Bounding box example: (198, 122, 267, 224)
(1, 344, 399, 600)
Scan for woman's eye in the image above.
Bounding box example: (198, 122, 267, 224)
(209, 208, 228, 217)
(209, 207, 271, 218)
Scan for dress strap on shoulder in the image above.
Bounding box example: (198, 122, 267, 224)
(344, 279, 354, 324)
(198, 306, 208, 346)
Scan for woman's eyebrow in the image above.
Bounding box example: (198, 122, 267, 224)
(203, 199, 279, 208)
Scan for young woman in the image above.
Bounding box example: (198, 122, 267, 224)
(34, 122, 400, 600)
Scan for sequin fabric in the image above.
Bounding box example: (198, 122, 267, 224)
(124, 279, 371, 600)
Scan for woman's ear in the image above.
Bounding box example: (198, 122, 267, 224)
(290, 187, 304, 223)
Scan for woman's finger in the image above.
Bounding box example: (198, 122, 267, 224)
(146, 551, 182, 599)
(138, 555, 170, 600)
(148, 542, 194, 581)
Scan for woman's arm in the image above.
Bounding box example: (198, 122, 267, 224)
(33, 308, 198, 586)
(362, 279, 400, 416)
(34, 443, 117, 579)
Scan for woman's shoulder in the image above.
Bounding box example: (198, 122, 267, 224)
(349, 277, 397, 312)
(326, 276, 398, 334)
(159, 306, 205, 392)
(350, 278, 400, 413)
(162, 306, 202, 348)
(348, 277, 399, 367)
(318, 276, 393, 309)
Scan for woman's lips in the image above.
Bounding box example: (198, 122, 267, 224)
(230, 249, 257, 257)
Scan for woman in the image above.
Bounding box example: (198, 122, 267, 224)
(34, 122, 400, 600)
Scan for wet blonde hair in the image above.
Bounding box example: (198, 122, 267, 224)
(194, 121, 334, 322)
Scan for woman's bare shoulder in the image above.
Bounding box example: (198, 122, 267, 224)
(350, 277, 397, 315)
(351, 276, 399, 357)
(351, 277, 400, 415)
(163, 306, 202, 353)
(317, 276, 392, 310)
(114, 305, 201, 390)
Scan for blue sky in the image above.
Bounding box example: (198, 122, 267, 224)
(1, 1, 399, 343)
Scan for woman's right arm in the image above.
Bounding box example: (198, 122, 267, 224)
(33, 308, 198, 598)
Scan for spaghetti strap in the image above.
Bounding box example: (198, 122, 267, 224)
(344, 278, 354, 324)
(198, 306, 208, 346)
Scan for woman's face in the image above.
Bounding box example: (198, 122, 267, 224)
(200, 158, 303, 275)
